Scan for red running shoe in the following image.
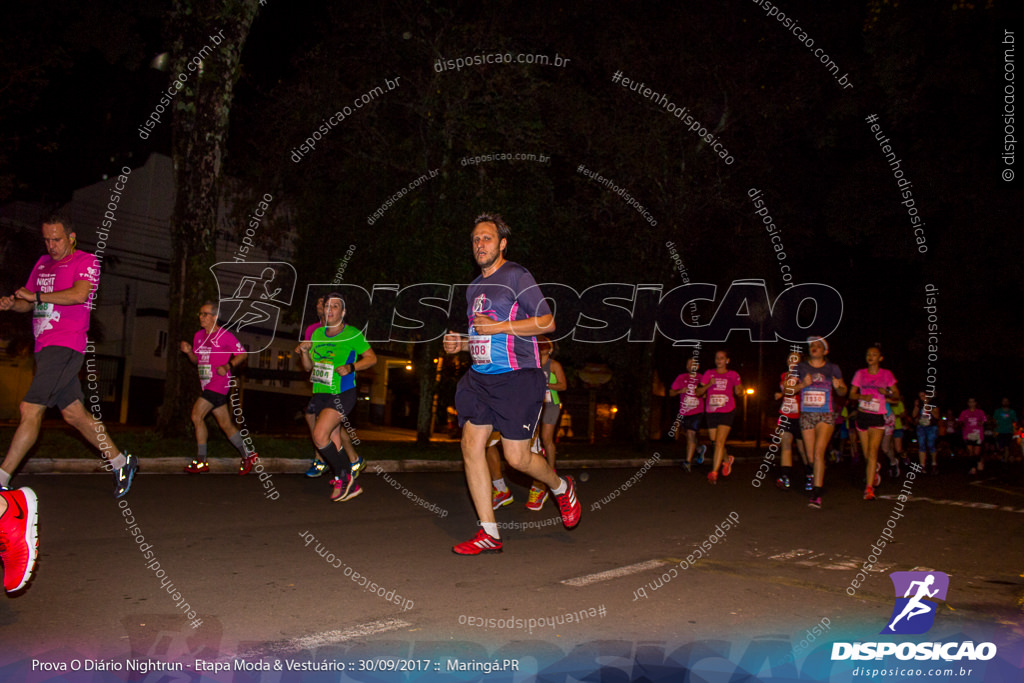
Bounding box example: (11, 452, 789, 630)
(184, 459, 209, 474)
(554, 476, 581, 529)
(491, 488, 513, 510)
(525, 486, 548, 511)
(452, 529, 502, 555)
(864, 486, 876, 501)
(708, 471, 718, 484)
(721, 455, 735, 478)
(0, 488, 39, 593)
(239, 452, 259, 475)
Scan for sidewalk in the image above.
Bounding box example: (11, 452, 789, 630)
(15, 429, 771, 475)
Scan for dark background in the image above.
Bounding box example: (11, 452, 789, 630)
(1, 0, 1018, 429)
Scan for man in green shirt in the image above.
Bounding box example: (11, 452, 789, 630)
(296, 293, 376, 501)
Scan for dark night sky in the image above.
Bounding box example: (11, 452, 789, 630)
(2, 0, 1019, 416)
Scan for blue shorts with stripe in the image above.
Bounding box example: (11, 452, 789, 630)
(455, 368, 545, 441)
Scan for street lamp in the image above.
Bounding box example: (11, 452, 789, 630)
(744, 388, 755, 440)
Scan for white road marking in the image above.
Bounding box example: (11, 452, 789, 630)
(877, 494, 1024, 513)
(233, 618, 412, 658)
(561, 559, 668, 587)
(759, 549, 892, 572)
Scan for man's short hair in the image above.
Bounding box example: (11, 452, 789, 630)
(474, 213, 511, 256)
(42, 211, 74, 235)
(202, 300, 219, 316)
(324, 292, 346, 309)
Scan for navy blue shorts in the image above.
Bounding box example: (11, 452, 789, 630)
(681, 413, 703, 433)
(455, 368, 545, 441)
(306, 389, 356, 417)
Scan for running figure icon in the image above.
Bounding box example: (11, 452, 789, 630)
(887, 574, 938, 631)
(882, 570, 949, 635)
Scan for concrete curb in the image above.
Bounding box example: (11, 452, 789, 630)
(20, 457, 687, 475)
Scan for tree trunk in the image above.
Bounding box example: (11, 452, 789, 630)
(157, 1, 260, 435)
(636, 342, 654, 447)
(415, 338, 440, 445)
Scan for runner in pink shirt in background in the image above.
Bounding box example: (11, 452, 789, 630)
(669, 357, 706, 473)
(850, 345, 898, 501)
(696, 350, 742, 484)
(958, 398, 986, 474)
(180, 301, 256, 474)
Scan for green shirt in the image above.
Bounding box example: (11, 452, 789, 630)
(309, 324, 370, 394)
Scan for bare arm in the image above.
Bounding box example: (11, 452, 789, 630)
(548, 359, 567, 391)
(339, 348, 377, 375)
(0, 295, 32, 313)
(443, 331, 468, 354)
(295, 341, 313, 371)
(472, 312, 555, 338)
(218, 351, 247, 376)
(16, 279, 93, 306)
(179, 341, 197, 364)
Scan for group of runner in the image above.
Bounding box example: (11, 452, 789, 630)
(0, 212, 582, 597)
(671, 339, 907, 508)
(669, 350, 742, 483)
(671, 338, 1023, 507)
(947, 397, 1021, 475)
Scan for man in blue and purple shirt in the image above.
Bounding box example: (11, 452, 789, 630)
(444, 213, 581, 555)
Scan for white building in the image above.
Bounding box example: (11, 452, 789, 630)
(0, 153, 413, 428)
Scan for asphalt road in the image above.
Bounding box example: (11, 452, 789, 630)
(1, 456, 1022, 678)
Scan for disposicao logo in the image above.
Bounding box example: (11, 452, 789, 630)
(882, 570, 949, 635)
(831, 570, 997, 662)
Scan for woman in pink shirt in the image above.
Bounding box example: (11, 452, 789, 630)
(696, 350, 742, 484)
(669, 357, 705, 472)
(958, 398, 986, 474)
(850, 345, 898, 501)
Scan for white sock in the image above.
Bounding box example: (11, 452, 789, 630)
(481, 522, 499, 539)
(0, 470, 11, 488)
(551, 477, 567, 496)
(492, 479, 507, 492)
(109, 453, 127, 470)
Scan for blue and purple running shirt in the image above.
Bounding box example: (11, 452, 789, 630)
(797, 360, 843, 414)
(465, 262, 551, 375)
